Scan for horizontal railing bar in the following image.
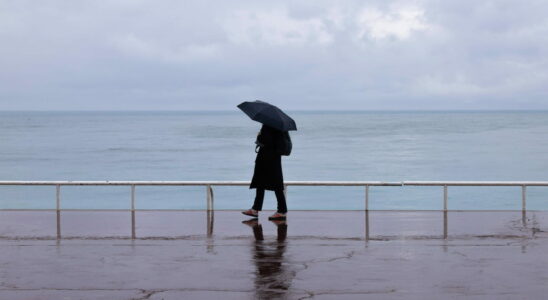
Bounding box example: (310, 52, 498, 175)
(1, 181, 548, 186)
(285, 181, 401, 186)
(0, 209, 546, 212)
(1, 209, 544, 212)
(0, 181, 402, 186)
(404, 181, 548, 186)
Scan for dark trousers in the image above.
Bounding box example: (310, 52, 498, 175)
(252, 188, 287, 213)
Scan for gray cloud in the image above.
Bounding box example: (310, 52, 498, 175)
(0, 0, 547, 110)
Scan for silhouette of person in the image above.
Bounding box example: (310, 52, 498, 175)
(242, 125, 287, 220)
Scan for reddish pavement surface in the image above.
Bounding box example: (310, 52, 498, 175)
(1, 210, 548, 299)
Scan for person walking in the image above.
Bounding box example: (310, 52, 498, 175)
(237, 100, 296, 220)
(242, 124, 287, 220)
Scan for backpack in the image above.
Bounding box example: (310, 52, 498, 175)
(276, 131, 292, 156)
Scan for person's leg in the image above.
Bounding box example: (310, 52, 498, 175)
(252, 188, 265, 211)
(274, 188, 287, 213)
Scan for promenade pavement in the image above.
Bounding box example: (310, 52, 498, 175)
(1, 210, 548, 299)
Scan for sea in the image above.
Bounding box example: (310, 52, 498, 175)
(1, 111, 548, 211)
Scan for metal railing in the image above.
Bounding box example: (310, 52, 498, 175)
(0, 181, 400, 212)
(1, 180, 547, 212)
(1, 180, 547, 240)
(404, 181, 548, 211)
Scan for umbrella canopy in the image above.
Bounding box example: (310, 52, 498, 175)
(237, 100, 297, 131)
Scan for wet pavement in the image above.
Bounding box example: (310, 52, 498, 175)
(1, 210, 548, 299)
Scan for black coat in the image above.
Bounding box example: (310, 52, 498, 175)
(250, 125, 284, 191)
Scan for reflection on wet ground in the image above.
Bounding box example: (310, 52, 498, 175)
(1, 210, 548, 299)
(243, 219, 292, 299)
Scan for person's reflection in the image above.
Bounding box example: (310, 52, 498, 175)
(242, 219, 292, 299)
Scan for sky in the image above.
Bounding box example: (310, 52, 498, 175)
(0, 0, 547, 111)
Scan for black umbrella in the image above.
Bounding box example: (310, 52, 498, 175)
(237, 100, 297, 131)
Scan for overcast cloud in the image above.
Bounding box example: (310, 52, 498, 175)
(1, 0, 547, 110)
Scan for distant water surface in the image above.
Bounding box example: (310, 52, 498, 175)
(1, 111, 548, 210)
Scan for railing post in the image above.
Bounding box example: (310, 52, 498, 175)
(522, 185, 527, 212)
(56, 184, 61, 239)
(206, 185, 214, 211)
(443, 185, 448, 211)
(365, 185, 369, 211)
(131, 185, 135, 211)
(131, 185, 136, 239)
(56, 184, 61, 211)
